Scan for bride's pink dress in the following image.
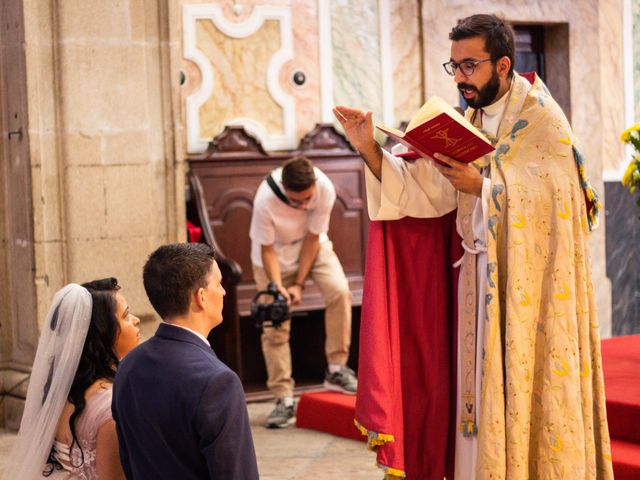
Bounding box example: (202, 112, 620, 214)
(49, 387, 113, 480)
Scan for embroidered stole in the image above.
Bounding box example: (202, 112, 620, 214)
(456, 81, 528, 437)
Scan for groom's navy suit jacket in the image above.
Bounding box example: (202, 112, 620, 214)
(113, 323, 258, 479)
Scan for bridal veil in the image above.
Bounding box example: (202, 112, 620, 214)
(5, 283, 92, 479)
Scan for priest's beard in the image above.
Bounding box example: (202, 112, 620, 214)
(458, 67, 501, 109)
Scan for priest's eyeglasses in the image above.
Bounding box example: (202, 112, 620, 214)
(442, 58, 496, 76)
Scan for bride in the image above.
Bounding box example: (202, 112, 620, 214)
(5, 278, 141, 479)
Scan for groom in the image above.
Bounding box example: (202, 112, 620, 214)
(113, 243, 259, 479)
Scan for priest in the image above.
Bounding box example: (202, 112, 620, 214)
(335, 13, 613, 480)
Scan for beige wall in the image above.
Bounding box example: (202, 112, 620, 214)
(22, 0, 185, 327)
(420, 0, 622, 336)
(391, 0, 424, 123)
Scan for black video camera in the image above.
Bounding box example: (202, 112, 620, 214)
(250, 282, 290, 329)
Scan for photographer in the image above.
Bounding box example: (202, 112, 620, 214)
(250, 156, 357, 428)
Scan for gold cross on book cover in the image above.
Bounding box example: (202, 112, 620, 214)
(376, 96, 495, 163)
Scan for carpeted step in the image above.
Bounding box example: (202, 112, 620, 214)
(601, 334, 640, 444)
(611, 438, 640, 480)
(296, 336, 640, 474)
(296, 391, 363, 442)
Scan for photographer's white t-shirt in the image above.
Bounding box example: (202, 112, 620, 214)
(249, 167, 335, 272)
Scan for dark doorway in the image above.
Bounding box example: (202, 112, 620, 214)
(514, 25, 545, 80)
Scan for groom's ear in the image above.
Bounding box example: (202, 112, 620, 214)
(193, 287, 206, 311)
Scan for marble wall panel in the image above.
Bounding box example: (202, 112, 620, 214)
(598, 0, 625, 173)
(634, 0, 640, 120)
(390, 0, 423, 125)
(180, 1, 321, 148)
(604, 182, 640, 335)
(196, 18, 284, 139)
(330, 0, 383, 124)
(287, 0, 322, 141)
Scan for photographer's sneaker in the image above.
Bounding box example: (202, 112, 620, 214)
(323, 366, 358, 395)
(265, 399, 295, 429)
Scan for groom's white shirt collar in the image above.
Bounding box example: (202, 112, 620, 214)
(163, 322, 211, 347)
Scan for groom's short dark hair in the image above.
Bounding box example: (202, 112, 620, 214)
(143, 243, 216, 319)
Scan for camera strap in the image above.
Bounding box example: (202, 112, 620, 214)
(266, 173, 291, 206)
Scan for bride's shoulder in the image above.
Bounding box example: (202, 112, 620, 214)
(85, 379, 113, 402)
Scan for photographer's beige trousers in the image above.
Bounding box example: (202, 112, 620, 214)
(253, 241, 352, 399)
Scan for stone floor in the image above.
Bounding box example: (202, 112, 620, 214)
(0, 400, 381, 480)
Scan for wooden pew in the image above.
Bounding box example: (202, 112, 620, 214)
(186, 124, 368, 394)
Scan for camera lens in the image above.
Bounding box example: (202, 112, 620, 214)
(271, 306, 285, 322)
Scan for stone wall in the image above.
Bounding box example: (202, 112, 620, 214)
(23, 0, 185, 327)
(0, 0, 184, 427)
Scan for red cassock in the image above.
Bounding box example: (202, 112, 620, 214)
(355, 211, 462, 479)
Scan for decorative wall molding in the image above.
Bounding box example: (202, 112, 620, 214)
(207, 125, 268, 158)
(183, 3, 296, 153)
(297, 123, 355, 153)
(318, 0, 394, 127)
(318, 0, 334, 123)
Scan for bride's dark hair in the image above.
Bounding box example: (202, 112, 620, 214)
(44, 277, 122, 474)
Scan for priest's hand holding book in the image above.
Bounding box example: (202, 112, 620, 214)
(334, 97, 493, 196)
(431, 152, 484, 197)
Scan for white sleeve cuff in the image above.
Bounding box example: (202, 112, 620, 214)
(365, 149, 457, 220)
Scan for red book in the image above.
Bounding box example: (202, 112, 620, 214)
(377, 96, 494, 163)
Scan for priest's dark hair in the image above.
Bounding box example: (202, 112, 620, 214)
(449, 14, 515, 79)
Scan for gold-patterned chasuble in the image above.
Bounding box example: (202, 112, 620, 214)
(459, 73, 612, 479)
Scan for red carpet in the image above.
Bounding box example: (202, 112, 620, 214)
(602, 334, 640, 480)
(297, 335, 640, 478)
(296, 391, 362, 442)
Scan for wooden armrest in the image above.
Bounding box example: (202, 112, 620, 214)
(187, 171, 242, 285)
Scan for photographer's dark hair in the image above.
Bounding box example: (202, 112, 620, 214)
(449, 14, 515, 78)
(282, 156, 316, 192)
(143, 243, 216, 319)
(45, 277, 121, 474)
